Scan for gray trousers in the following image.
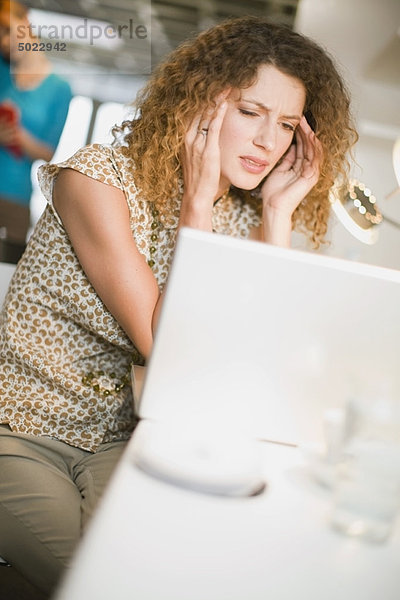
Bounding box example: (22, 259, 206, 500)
(0, 425, 127, 596)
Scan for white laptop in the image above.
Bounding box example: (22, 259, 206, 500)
(136, 228, 400, 447)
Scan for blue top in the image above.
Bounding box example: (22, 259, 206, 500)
(0, 57, 72, 205)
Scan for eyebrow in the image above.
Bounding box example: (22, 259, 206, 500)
(240, 97, 302, 121)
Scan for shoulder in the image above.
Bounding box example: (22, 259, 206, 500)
(39, 143, 125, 189)
(38, 144, 135, 223)
(46, 72, 72, 95)
(40, 73, 72, 111)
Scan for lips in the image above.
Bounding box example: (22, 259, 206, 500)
(239, 155, 269, 174)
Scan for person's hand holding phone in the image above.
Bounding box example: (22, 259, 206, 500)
(0, 101, 23, 157)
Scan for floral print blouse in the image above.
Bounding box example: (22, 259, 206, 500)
(0, 143, 261, 451)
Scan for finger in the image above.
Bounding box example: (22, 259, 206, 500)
(197, 105, 214, 136)
(290, 124, 306, 174)
(187, 90, 231, 156)
(204, 99, 228, 145)
(1, 127, 18, 139)
(297, 117, 320, 166)
(308, 134, 324, 180)
(197, 89, 231, 136)
(191, 109, 213, 150)
(303, 132, 315, 166)
(213, 88, 232, 106)
(186, 113, 203, 147)
(195, 128, 209, 145)
(283, 143, 297, 166)
(299, 115, 320, 163)
(297, 116, 311, 152)
(274, 142, 296, 173)
(299, 124, 323, 180)
(186, 103, 217, 145)
(300, 116, 323, 168)
(192, 101, 227, 154)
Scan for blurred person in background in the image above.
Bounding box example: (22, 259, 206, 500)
(0, 0, 71, 262)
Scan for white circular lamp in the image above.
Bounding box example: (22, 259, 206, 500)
(330, 180, 382, 245)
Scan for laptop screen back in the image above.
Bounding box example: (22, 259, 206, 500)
(138, 229, 400, 446)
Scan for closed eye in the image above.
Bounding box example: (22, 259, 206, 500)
(239, 108, 259, 117)
(282, 122, 296, 132)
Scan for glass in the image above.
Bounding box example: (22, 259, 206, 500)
(330, 393, 400, 543)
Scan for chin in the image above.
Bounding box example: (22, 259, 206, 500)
(229, 176, 265, 192)
(224, 165, 268, 191)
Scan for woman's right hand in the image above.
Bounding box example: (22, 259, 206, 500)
(0, 120, 19, 147)
(179, 92, 230, 231)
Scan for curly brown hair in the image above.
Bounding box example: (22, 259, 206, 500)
(114, 16, 358, 247)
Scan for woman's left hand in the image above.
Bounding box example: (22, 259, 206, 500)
(261, 116, 323, 218)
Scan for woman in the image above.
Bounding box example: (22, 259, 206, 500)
(0, 16, 357, 596)
(0, 0, 72, 260)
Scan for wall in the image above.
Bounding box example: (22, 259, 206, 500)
(295, 0, 400, 269)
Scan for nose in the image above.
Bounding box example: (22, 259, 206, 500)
(253, 121, 276, 152)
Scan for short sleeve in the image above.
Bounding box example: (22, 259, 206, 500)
(37, 143, 124, 225)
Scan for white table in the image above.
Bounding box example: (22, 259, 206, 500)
(55, 423, 400, 600)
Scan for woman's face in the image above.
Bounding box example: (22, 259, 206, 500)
(218, 64, 306, 192)
(0, 10, 28, 62)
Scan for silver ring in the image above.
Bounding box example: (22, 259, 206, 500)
(197, 128, 208, 137)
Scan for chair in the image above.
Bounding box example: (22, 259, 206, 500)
(0, 262, 16, 566)
(0, 237, 26, 265)
(0, 261, 16, 306)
